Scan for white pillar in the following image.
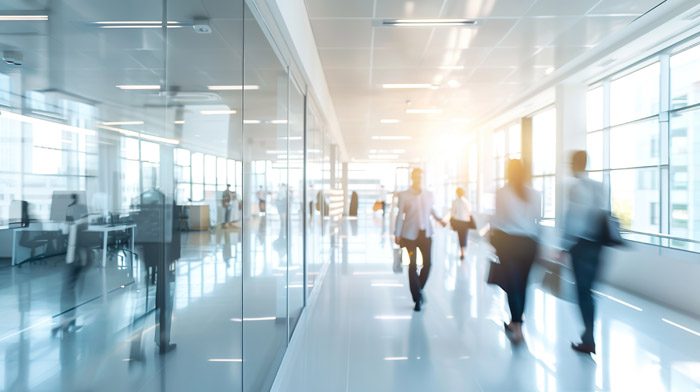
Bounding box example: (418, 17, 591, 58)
(555, 83, 588, 226)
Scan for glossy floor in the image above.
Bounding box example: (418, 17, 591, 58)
(274, 216, 700, 392)
(0, 213, 317, 391)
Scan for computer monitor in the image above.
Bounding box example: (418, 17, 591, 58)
(50, 191, 87, 222)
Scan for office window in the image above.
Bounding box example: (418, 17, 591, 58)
(587, 40, 700, 250)
(532, 107, 556, 221)
(610, 62, 660, 126)
(609, 119, 659, 169)
(671, 43, 700, 109)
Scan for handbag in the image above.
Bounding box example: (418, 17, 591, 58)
(467, 216, 476, 230)
(373, 201, 382, 212)
(486, 258, 505, 290)
(541, 270, 577, 303)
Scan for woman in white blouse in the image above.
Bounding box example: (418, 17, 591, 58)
(491, 159, 541, 344)
(449, 187, 472, 260)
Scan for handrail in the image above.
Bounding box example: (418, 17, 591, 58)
(621, 229, 700, 245)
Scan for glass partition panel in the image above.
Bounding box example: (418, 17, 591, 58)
(288, 79, 305, 335)
(242, 4, 289, 390)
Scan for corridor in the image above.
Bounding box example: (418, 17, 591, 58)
(273, 216, 700, 391)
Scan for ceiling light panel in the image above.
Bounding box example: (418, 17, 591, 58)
(0, 15, 48, 21)
(380, 119, 400, 124)
(381, 19, 478, 27)
(116, 85, 161, 90)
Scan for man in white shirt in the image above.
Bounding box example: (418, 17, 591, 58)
(561, 150, 606, 354)
(394, 168, 445, 311)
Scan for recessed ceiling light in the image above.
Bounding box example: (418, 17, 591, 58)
(208, 85, 260, 91)
(380, 119, 400, 124)
(439, 65, 464, 70)
(405, 108, 442, 114)
(269, 120, 287, 124)
(174, 120, 185, 125)
(200, 109, 237, 115)
(545, 67, 555, 75)
(101, 121, 144, 126)
(382, 19, 478, 27)
(371, 136, 412, 141)
(116, 84, 161, 90)
(0, 15, 48, 21)
(382, 83, 435, 89)
(243, 119, 261, 124)
(447, 79, 461, 88)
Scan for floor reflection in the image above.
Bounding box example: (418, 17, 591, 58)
(275, 215, 700, 392)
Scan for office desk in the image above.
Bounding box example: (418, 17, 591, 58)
(88, 224, 136, 267)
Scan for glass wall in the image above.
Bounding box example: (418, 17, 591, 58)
(0, 1, 335, 390)
(586, 39, 700, 252)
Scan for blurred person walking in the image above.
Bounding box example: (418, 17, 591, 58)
(490, 159, 541, 343)
(449, 187, 474, 260)
(560, 150, 606, 354)
(394, 168, 446, 312)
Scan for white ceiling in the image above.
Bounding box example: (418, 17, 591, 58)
(304, 0, 666, 161)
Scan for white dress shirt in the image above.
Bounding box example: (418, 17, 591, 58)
(562, 174, 606, 249)
(492, 184, 541, 239)
(394, 189, 438, 240)
(450, 197, 472, 221)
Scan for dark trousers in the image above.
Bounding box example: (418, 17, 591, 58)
(403, 230, 432, 303)
(493, 231, 537, 323)
(570, 239, 603, 345)
(451, 219, 469, 248)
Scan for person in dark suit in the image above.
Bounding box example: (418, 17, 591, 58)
(559, 151, 606, 354)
